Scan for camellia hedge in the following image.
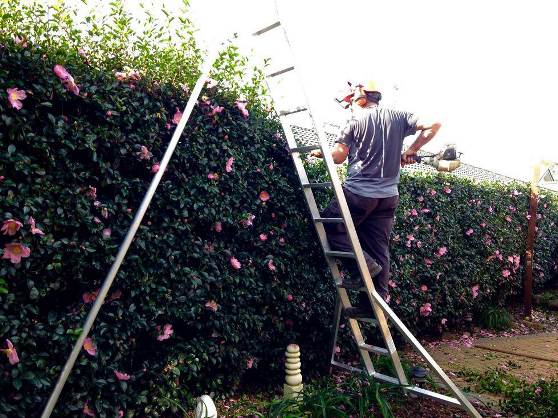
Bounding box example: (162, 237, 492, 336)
(2, 2, 558, 417)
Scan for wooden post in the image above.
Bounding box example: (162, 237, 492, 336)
(524, 164, 540, 318)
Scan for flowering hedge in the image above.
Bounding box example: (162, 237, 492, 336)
(2, 2, 558, 417)
(0, 37, 334, 417)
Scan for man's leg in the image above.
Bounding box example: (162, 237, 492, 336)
(357, 195, 399, 301)
(321, 188, 381, 285)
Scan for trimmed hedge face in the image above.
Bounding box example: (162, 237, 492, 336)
(0, 44, 333, 417)
(1, 43, 558, 417)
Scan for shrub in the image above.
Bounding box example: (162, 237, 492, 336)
(480, 306, 513, 331)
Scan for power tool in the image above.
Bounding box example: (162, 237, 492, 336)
(410, 144, 462, 172)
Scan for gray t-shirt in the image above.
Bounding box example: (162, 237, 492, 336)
(336, 106, 418, 198)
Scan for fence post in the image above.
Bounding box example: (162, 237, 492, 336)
(523, 164, 540, 318)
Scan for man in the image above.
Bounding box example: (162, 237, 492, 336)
(312, 80, 441, 317)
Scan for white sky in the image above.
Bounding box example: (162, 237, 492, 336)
(129, 1, 557, 180)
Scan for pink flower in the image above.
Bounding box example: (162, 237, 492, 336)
(420, 285, 428, 292)
(406, 234, 415, 241)
(241, 213, 255, 228)
(287, 294, 293, 301)
(83, 337, 97, 356)
(279, 237, 285, 245)
(114, 370, 131, 381)
(53, 65, 79, 95)
(2, 339, 20, 365)
(441, 318, 447, 325)
(225, 157, 234, 173)
(480, 222, 487, 228)
(471, 284, 479, 299)
(106, 110, 112, 117)
(535, 386, 542, 395)
(444, 186, 452, 194)
(205, 300, 218, 312)
(235, 100, 249, 118)
(214, 222, 222, 232)
(388, 280, 397, 288)
(118, 411, 124, 418)
(93, 217, 102, 224)
(209, 105, 224, 116)
(172, 108, 183, 124)
(420, 303, 432, 316)
(418, 196, 424, 202)
(268, 163, 274, 170)
(83, 403, 95, 417)
(505, 215, 512, 222)
(207, 172, 218, 180)
(410, 208, 418, 216)
(2, 243, 31, 264)
(416, 241, 423, 248)
(136, 145, 152, 160)
(502, 269, 511, 278)
(109, 289, 122, 301)
(259, 191, 270, 202)
(86, 186, 97, 200)
(424, 258, 433, 267)
(267, 259, 276, 271)
(465, 228, 474, 236)
(230, 257, 241, 269)
(429, 189, 437, 196)
(6, 87, 27, 110)
(28, 217, 45, 235)
(1, 219, 23, 236)
(151, 164, 160, 173)
(246, 357, 255, 369)
(259, 233, 268, 241)
(82, 289, 99, 304)
(157, 324, 173, 341)
(102, 228, 111, 238)
(488, 206, 494, 213)
(421, 208, 431, 213)
(436, 246, 448, 257)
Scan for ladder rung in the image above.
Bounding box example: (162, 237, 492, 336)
(290, 144, 319, 153)
(330, 360, 364, 374)
(358, 342, 388, 356)
(325, 250, 355, 259)
(314, 217, 344, 223)
(267, 66, 294, 78)
(252, 21, 281, 36)
(302, 182, 332, 188)
(279, 107, 308, 117)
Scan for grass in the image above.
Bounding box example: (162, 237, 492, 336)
(480, 306, 513, 331)
(458, 367, 558, 417)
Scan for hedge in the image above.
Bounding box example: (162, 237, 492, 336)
(2, 2, 558, 417)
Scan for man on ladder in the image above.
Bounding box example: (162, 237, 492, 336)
(312, 80, 441, 317)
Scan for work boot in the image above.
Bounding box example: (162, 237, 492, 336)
(344, 292, 374, 318)
(341, 259, 382, 289)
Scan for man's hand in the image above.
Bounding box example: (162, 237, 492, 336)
(310, 149, 323, 158)
(401, 149, 418, 167)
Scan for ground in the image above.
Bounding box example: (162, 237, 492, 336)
(184, 307, 558, 417)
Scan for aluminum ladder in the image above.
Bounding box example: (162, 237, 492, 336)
(252, 17, 482, 418)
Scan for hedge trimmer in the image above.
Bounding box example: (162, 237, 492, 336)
(410, 144, 462, 173)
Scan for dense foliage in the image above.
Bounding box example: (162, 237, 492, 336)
(1, 1, 558, 417)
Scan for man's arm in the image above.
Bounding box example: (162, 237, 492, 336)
(310, 142, 349, 164)
(401, 121, 442, 165)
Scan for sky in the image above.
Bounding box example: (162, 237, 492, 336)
(127, 1, 557, 180)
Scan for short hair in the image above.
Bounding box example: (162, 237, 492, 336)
(365, 91, 382, 103)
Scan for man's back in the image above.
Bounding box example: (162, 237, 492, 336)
(336, 106, 418, 198)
